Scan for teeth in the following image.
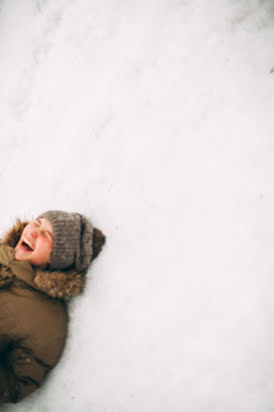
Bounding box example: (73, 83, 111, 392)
(22, 238, 34, 251)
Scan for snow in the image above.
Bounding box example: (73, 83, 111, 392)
(1, 0, 274, 410)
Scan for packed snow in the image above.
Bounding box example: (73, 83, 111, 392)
(1, 0, 274, 411)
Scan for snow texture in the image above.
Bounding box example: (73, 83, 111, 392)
(1, 0, 274, 411)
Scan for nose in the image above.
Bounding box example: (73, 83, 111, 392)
(30, 228, 39, 239)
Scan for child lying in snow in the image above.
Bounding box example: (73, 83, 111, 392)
(0, 210, 105, 403)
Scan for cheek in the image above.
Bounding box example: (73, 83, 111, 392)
(35, 239, 52, 258)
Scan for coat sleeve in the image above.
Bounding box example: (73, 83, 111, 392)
(0, 346, 51, 403)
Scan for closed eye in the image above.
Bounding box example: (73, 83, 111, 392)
(35, 219, 54, 240)
(46, 231, 54, 241)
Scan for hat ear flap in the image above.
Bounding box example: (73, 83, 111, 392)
(74, 216, 94, 273)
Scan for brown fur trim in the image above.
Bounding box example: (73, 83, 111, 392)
(3, 219, 28, 248)
(34, 269, 86, 299)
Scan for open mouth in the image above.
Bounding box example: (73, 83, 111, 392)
(21, 238, 34, 252)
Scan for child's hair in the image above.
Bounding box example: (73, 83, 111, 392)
(91, 228, 106, 260)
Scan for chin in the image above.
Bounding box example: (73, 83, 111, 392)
(14, 247, 33, 262)
(14, 250, 25, 261)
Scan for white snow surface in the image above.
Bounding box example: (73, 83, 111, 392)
(1, 0, 274, 411)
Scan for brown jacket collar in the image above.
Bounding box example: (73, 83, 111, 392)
(1, 220, 86, 299)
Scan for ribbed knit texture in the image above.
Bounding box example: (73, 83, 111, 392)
(38, 210, 94, 273)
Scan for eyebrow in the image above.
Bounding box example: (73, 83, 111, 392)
(37, 218, 54, 240)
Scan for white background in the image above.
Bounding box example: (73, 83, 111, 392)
(1, 0, 274, 411)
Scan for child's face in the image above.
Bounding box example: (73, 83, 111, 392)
(14, 217, 54, 268)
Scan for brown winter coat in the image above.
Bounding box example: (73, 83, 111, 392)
(0, 220, 85, 403)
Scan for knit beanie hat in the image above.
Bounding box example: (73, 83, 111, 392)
(38, 210, 94, 273)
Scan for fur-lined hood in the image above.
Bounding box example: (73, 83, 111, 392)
(1, 220, 86, 299)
